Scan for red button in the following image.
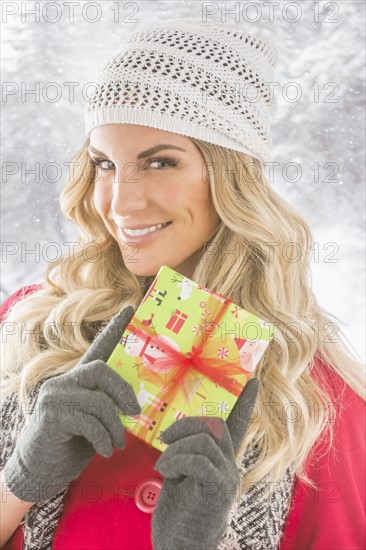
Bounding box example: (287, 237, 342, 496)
(134, 478, 163, 513)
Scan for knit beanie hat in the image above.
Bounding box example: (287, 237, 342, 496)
(84, 20, 279, 163)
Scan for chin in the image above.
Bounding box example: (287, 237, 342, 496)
(124, 265, 158, 278)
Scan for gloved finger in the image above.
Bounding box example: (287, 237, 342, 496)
(77, 304, 135, 366)
(161, 415, 235, 460)
(36, 383, 125, 450)
(157, 433, 230, 471)
(70, 359, 141, 417)
(226, 378, 260, 454)
(71, 386, 126, 449)
(154, 453, 220, 484)
(63, 408, 114, 458)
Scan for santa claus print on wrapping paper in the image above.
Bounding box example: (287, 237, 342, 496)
(118, 327, 178, 429)
(232, 335, 270, 372)
(121, 326, 181, 374)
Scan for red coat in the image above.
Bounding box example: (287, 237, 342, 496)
(1, 284, 365, 550)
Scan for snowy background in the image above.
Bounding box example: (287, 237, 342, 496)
(1, 0, 365, 362)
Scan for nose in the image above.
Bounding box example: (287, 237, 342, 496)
(111, 161, 149, 216)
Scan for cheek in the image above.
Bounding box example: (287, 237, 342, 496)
(196, 182, 220, 226)
(173, 176, 209, 207)
(192, 179, 214, 211)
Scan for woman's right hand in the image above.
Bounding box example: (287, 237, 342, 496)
(3, 304, 141, 503)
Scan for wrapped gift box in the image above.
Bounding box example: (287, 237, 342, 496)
(106, 265, 274, 452)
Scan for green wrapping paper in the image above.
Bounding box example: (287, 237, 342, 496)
(106, 265, 274, 452)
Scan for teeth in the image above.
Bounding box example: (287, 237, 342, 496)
(123, 222, 170, 237)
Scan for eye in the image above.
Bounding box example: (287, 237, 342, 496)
(146, 157, 178, 169)
(89, 155, 179, 172)
(90, 157, 115, 171)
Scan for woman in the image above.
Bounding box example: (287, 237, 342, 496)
(1, 20, 365, 550)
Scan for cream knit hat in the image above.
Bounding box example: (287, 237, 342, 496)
(84, 21, 279, 163)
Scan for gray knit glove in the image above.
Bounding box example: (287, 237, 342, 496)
(3, 305, 141, 503)
(152, 378, 260, 550)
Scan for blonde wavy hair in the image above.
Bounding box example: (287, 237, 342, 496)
(1, 136, 365, 500)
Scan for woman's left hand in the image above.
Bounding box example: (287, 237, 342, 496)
(151, 378, 260, 550)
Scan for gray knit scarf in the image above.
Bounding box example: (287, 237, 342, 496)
(1, 379, 296, 550)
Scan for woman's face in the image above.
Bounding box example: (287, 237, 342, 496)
(89, 124, 221, 278)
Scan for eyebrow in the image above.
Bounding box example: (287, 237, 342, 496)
(87, 144, 187, 159)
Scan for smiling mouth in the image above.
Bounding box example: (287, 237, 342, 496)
(117, 221, 173, 244)
(122, 221, 172, 236)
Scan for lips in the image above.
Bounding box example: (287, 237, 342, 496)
(122, 221, 172, 232)
(123, 221, 172, 235)
(117, 221, 173, 245)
